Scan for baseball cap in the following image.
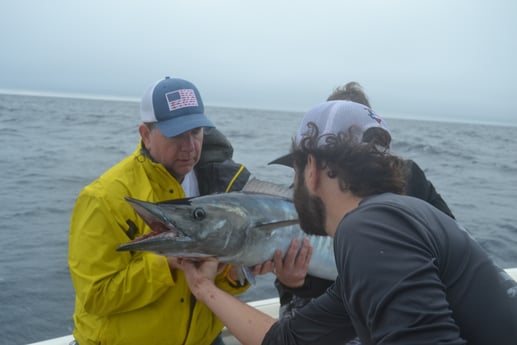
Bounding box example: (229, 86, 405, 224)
(140, 77, 215, 137)
(269, 100, 390, 167)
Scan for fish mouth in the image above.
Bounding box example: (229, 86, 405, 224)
(118, 197, 195, 250)
(132, 220, 182, 242)
(116, 221, 192, 252)
(125, 196, 193, 236)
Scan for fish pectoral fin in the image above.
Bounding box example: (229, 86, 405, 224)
(255, 219, 299, 233)
(242, 265, 255, 285)
(236, 265, 255, 285)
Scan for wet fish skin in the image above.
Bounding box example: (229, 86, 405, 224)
(117, 179, 337, 282)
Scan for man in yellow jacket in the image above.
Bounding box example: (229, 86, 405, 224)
(68, 77, 251, 345)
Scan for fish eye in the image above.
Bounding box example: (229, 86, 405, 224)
(192, 207, 206, 220)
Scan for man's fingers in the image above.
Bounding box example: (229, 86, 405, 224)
(297, 238, 312, 268)
(217, 263, 228, 274)
(305, 242, 313, 266)
(273, 249, 284, 273)
(283, 238, 299, 267)
(254, 261, 274, 275)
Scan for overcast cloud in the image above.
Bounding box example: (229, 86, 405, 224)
(1, 0, 516, 124)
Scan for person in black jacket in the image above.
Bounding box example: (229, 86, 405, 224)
(177, 100, 517, 345)
(269, 83, 455, 336)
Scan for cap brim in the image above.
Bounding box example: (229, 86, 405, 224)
(268, 153, 293, 167)
(156, 114, 215, 137)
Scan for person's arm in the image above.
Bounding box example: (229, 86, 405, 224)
(405, 159, 455, 218)
(279, 275, 335, 299)
(178, 258, 276, 345)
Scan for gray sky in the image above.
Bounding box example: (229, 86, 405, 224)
(1, 0, 516, 124)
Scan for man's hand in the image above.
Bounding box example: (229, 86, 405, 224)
(176, 257, 219, 298)
(273, 238, 312, 288)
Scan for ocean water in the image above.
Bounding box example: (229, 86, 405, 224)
(0, 93, 516, 344)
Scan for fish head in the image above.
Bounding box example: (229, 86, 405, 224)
(117, 197, 250, 259)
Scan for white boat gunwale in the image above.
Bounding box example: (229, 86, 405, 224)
(28, 269, 517, 345)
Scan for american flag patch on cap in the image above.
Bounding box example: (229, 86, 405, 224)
(165, 89, 198, 111)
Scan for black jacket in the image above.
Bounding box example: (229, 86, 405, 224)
(196, 128, 251, 194)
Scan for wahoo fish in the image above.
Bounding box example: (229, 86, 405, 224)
(117, 178, 337, 283)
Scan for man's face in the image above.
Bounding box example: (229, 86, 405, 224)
(144, 126, 203, 181)
(293, 170, 327, 236)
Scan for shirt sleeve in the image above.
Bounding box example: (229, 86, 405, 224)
(262, 286, 356, 344)
(276, 275, 334, 300)
(405, 159, 455, 219)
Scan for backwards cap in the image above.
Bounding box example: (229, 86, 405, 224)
(140, 77, 215, 137)
(269, 100, 390, 167)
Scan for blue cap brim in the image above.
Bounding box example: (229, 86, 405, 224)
(156, 113, 215, 137)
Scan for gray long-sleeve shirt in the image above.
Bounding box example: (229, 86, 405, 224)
(263, 193, 517, 345)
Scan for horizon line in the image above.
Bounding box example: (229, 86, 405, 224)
(0, 89, 512, 128)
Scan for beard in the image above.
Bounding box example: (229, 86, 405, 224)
(293, 174, 327, 236)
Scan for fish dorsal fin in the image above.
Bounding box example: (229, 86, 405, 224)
(242, 177, 293, 200)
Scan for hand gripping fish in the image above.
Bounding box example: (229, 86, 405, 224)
(117, 178, 337, 284)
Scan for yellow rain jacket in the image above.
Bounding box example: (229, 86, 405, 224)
(69, 140, 250, 345)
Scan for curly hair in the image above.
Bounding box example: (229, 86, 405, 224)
(292, 122, 406, 197)
(327, 81, 371, 107)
